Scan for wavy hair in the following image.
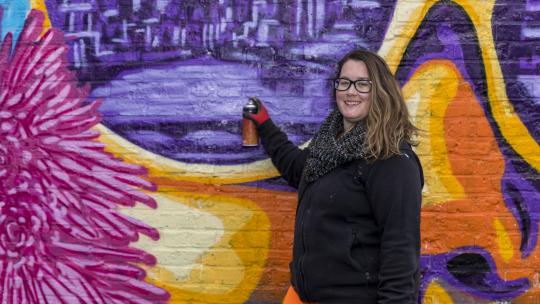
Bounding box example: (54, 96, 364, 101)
(335, 49, 419, 160)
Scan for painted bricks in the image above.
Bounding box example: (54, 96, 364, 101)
(0, 1, 538, 303)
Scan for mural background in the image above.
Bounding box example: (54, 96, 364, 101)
(0, 0, 538, 303)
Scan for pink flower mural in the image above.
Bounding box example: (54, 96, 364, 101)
(0, 9, 170, 304)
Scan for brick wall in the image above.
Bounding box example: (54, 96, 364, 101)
(0, 0, 538, 303)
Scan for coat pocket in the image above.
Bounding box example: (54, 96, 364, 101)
(349, 228, 367, 270)
(350, 228, 379, 284)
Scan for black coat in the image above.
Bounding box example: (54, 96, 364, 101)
(258, 120, 424, 303)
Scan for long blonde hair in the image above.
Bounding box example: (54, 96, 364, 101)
(335, 49, 419, 160)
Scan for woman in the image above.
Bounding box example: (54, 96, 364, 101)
(244, 49, 424, 303)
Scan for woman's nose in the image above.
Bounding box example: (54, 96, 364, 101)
(346, 87, 358, 95)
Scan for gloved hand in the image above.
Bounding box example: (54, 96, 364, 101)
(242, 97, 270, 126)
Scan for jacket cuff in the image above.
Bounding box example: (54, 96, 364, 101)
(256, 119, 277, 139)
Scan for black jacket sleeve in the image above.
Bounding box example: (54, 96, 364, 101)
(365, 148, 423, 304)
(257, 119, 310, 189)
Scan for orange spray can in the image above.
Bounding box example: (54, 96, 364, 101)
(242, 98, 259, 147)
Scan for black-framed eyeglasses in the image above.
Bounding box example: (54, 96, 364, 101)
(333, 78, 372, 93)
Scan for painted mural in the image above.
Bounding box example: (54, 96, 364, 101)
(0, 0, 538, 303)
(0, 8, 169, 304)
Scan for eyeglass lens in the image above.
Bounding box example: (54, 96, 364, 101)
(335, 79, 371, 93)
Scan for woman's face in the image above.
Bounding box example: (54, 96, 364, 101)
(335, 60, 372, 126)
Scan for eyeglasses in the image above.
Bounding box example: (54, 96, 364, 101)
(333, 78, 372, 93)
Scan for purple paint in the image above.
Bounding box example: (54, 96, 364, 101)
(90, 56, 331, 164)
(420, 247, 529, 301)
(395, 2, 488, 106)
(493, 0, 539, 142)
(502, 159, 540, 258)
(42, 0, 398, 165)
(44, 0, 396, 79)
(492, 3, 540, 260)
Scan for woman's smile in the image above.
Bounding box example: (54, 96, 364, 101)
(343, 99, 363, 105)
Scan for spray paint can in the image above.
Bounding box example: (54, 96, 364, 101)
(242, 98, 259, 147)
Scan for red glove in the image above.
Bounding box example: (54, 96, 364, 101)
(243, 97, 270, 126)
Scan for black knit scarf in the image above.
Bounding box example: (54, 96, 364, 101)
(303, 108, 367, 183)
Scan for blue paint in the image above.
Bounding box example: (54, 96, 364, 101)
(0, 0, 30, 48)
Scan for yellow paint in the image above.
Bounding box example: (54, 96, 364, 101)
(454, 0, 540, 172)
(380, 0, 539, 174)
(424, 281, 454, 304)
(96, 124, 281, 184)
(494, 218, 514, 262)
(30, 0, 51, 30)
(139, 190, 271, 303)
(379, 0, 437, 71)
(402, 60, 466, 205)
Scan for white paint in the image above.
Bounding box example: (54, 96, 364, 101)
(296, 0, 302, 36)
(95, 32, 103, 56)
(232, 32, 237, 48)
(86, 13, 93, 31)
(103, 9, 118, 18)
(133, 0, 141, 11)
(59, 3, 92, 12)
(79, 38, 86, 67)
(203, 23, 208, 48)
(252, 4, 259, 25)
(517, 75, 540, 102)
(69, 12, 75, 32)
(173, 26, 180, 46)
(316, 0, 325, 36)
(152, 35, 160, 48)
(145, 24, 151, 48)
(143, 18, 159, 24)
(226, 7, 233, 21)
(406, 92, 421, 125)
(209, 24, 214, 49)
(120, 193, 224, 281)
(349, 0, 380, 9)
(181, 28, 187, 47)
(123, 19, 128, 41)
(73, 41, 80, 68)
(307, 0, 313, 37)
(522, 26, 540, 38)
(257, 21, 269, 45)
(156, 0, 170, 12)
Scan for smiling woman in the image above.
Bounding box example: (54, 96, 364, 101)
(333, 50, 419, 161)
(244, 49, 424, 303)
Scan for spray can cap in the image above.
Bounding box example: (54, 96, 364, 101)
(244, 97, 258, 113)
